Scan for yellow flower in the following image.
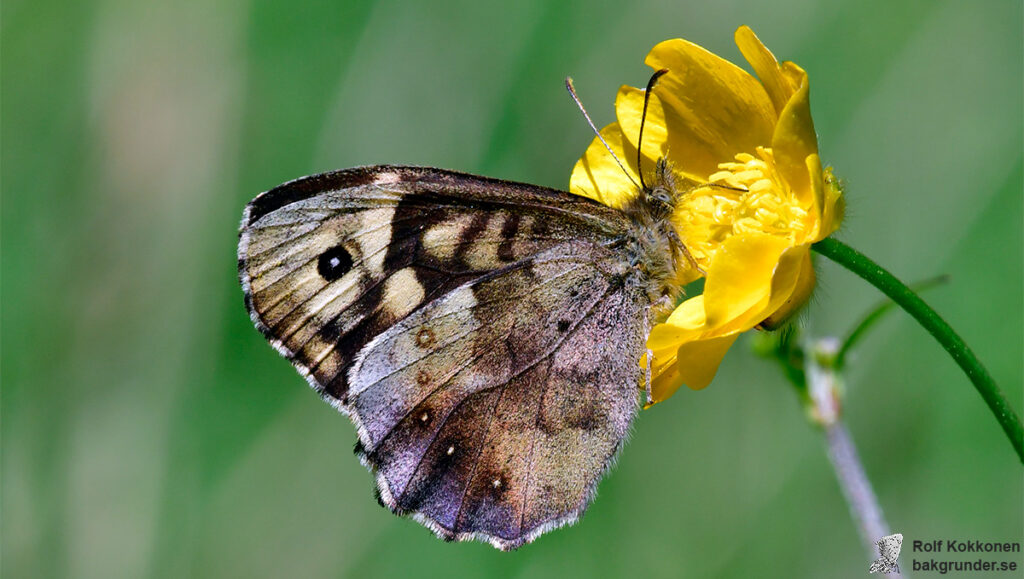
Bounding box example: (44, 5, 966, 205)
(569, 26, 844, 404)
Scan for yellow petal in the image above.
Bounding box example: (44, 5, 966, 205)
(645, 298, 706, 360)
(619, 37, 776, 181)
(701, 233, 790, 329)
(758, 245, 812, 329)
(779, 61, 805, 93)
(647, 352, 681, 405)
(805, 154, 827, 239)
(659, 294, 707, 332)
(771, 67, 818, 206)
(675, 264, 704, 288)
(568, 121, 641, 208)
(651, 334, 739, 402)
(735, 25, 795, 116)
(612, 86, 671, 180)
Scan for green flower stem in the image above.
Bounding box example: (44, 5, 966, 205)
(811, 237, 1024, 463)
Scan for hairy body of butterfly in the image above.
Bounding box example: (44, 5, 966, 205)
(237, 164, 685, 550)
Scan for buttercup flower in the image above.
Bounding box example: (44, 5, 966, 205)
(570, 26, 844, 404)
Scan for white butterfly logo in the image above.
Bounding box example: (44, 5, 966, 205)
(869, 533, 903, 574)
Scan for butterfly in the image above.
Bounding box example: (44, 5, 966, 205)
(237, 163, 689, 550)
(237, 108, 689, 548)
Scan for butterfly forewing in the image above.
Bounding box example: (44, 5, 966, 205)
(238, 165, 648, 549)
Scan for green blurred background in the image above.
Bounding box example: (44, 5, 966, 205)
(3, 0, 1021, 576)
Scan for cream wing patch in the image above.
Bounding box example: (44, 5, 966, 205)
(461, 214, 507, 270)
(359, 207, 395, 276)
(383, 267, 425, 320)
(422, 214, 476, 262)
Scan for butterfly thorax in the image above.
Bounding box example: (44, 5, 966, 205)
(618, 158, 688, 319)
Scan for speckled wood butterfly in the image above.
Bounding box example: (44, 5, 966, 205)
(238, 157, 686, 549)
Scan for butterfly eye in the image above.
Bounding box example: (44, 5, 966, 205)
(653, 189, 671, 203)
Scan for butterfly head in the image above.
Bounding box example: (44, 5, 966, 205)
(615, 156, 695, 317)
(641, 157, 678, 222)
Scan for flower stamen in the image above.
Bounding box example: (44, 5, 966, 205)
(676, 146, 808, 269)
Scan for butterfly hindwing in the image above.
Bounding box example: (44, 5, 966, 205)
(349, 241, 644, 548)
(238, 165, 647, 549)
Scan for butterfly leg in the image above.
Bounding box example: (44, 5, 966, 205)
(641, 314, 654, 406)
(674, 236, 706, 277)
(644, 348, 654, 405)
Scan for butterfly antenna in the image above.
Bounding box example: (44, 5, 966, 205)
(565, 77, 640, 190)
(636, 68, 669, 191)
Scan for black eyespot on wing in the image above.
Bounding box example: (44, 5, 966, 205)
(317, 245, 354, 281)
